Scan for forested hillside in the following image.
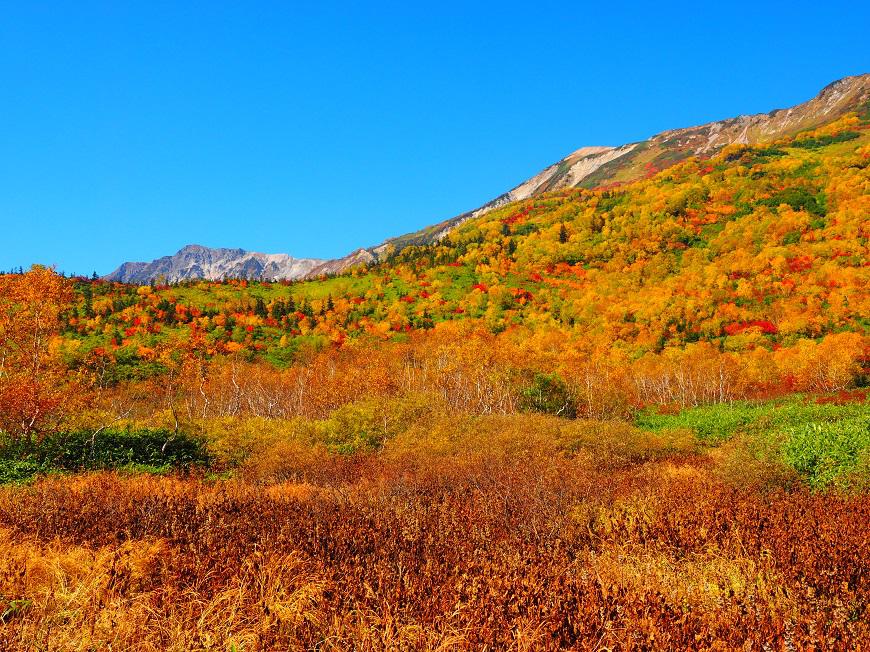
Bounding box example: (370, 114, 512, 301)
(32, 111, 868, 414)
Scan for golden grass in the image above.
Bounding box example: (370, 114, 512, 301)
(0, 417, 867, 650)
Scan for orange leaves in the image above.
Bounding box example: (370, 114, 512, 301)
(224, 341, 245, 354)
(135, 345, 156, 360)
(773, 333, 865, 393)
(0, 267, 78, 440)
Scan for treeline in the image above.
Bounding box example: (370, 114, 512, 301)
(86, 323, 866, 428)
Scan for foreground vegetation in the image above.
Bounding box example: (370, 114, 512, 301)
(0, 394, 867, 649)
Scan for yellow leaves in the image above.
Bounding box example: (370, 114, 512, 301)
(365, 320, 392, 340)
(765, 206, 809, 243)
(47, 335, 66, 357)
(734, 279, 754, 300)
(135, 285, 152, 296)
(769, 255, 788, 276)
(774, 333, 866, 392)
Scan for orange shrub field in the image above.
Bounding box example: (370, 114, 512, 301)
(0, 424, 867, 650)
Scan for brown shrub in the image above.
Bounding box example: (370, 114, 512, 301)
(0, 443, 866, 651)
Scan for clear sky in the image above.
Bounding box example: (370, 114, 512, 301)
(2, 1, 868, 275)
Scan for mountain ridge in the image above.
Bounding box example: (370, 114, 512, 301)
(105, 244, 323, 283)
(105, 74, 870, 283)
(306, 73, 869, 277)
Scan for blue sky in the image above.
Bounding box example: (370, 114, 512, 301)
(2, 1, 868, 275)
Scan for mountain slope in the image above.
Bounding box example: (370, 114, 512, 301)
(82, 108, 870, 362)
(308, 74, 870, 277)
(104, 75, 869, 283)
(105, 244, 323, 283)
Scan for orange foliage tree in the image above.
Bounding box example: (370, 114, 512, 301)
(0, 267, 76, 442)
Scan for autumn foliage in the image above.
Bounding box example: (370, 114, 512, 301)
(0, 110, 869, 649)
(0, 267, 79, 442)
(0, 428, 867, 650)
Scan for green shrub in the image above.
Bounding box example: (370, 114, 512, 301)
(317, 395, 435, 454)
(635, 402, 759, 444)
(782, 417, 869, 490)
(791, 131, 860, 149)
(0, 428, 211, 479)
(638, 397, 870, 489)
(0, 460, 42, 485)
(757, 187, 825, 217)
(519, 372, 577, 419)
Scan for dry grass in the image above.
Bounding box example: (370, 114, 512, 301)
(0, 419, 867, 650)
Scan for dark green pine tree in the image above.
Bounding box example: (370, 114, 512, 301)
(82, 285, 95, 318)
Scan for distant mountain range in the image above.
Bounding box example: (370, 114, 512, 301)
(106, 74, 870, 283)
(105, 244, 322, 283)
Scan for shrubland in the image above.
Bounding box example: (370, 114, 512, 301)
(0, 403, 867, 649)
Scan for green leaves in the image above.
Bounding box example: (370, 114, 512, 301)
(756, 186, 826, 217)
(0, 429, 212, 483)
(790, 131, 860, 149)
(519, 372, 577, 419)
(782, 418, 870, 490)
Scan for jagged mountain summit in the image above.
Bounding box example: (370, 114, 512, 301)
(104, 245, 323, 283)
(308, 73, 870, 277)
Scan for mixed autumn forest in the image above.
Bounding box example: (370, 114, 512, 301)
(0, 109, 868, 649)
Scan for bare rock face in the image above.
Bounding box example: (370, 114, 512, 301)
(105, 244, 323, 283)
(305, 248, 376, 279)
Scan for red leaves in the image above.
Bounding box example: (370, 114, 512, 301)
(787, 256, 813, 273)
(501, 205, 533, 225)
(643, 162, 660, 179)
(814, 389, 867, 405)
(724, 320, 778, 336)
